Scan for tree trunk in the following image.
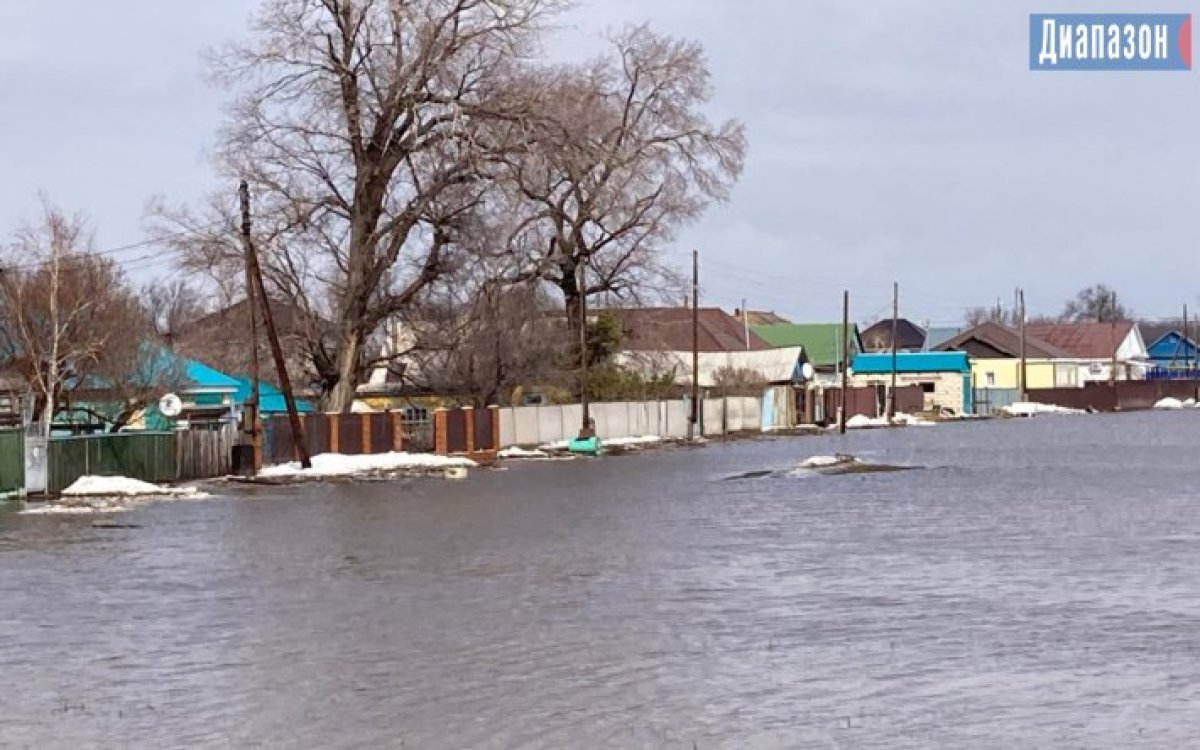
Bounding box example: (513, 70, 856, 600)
(323, 328, 362, 413)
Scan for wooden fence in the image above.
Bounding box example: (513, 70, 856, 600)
(435, 407, 499, 456)
(823, 385, 924, 423)
(48, 432, 177, 495)
(177, 427, 235, 481)
(0, 429, 23, 497)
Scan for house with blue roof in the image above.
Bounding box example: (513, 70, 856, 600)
(850, 351, 973, 415)
(1143, 326, 1199, 379)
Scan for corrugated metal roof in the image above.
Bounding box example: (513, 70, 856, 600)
(750, 323, 861, 367)
(614, 347, 803, 387)
(851, 352, 971, 374)
(607, 307, 772, 353)
(1024, 322, 1134, 359)
(232, 377, 316, 414)
(934, 322, 1072, 359)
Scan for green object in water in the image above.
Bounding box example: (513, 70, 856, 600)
(567, 436, 602, 455)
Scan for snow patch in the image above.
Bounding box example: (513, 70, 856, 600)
(1154, 397, 1185, 410)
(498, 446, 551, 459)
(260, 451, 476, 479)
(798, 454, 855, 469)
(1000, 402, 1085, 417)
(844, 413, 935, 429)
(62, 476, 200, 498)
(21, 503, 128, 515)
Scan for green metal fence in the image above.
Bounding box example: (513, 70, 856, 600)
(48, 433, 177, 495)
(0, 429, 23, 497)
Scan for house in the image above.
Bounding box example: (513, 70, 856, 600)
(934, 322, 1079, 390)
(750, 323, 863, 385)
(174, 297, 325, 398)
(735, 309, 792, 326)
(1140, 323, 1199, 377)
(0, 368, 27, 428)
(860, 318, 926, 353)
(1024, 322, 1148, 383)
(607, 307, 805, 387)
(922, 326, 962, 352)
(849, 351, 973, 414)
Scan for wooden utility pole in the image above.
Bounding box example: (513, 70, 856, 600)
(578, 257, 591, 437)
(1109, 290, 1118, 386)
(689, 249, 700, 440)
(1180, 303, 1189, 371)
(240, 181, 311, 470)
(888, 281, 898, 421)
(240, 182, 262, 470)
(741, 298, 750, 350)
(839, 289, 849, 435)
(1018, 288, 1027, 401)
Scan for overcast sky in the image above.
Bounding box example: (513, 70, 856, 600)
(2, 1, 1198, 326)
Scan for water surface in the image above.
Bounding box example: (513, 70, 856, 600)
(3, 412, 1200, 748)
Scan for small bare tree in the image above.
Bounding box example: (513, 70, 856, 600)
(153, 0, 563, 412)
(496, 25, 746, 326)
(1, 204, 176, 433)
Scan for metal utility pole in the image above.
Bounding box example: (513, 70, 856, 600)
(888, 281, 898, 421)
(240, 182, 262, 470)
(689, 249, 700, 440)
(241, 181, 311, 470)
(839, 289, 849, 435)
(1018, 288, 1027, 401)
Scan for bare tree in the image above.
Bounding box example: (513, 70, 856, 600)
(143, 278, 210, 341)
(495, 25, 746, 326)
(964, 301, 1019, 328)
(1061, 284, 1130, 323)
(153, 0, 563, 411)
(1, 204, 176, 433)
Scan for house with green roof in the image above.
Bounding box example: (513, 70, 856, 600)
(750, 323, 864, 383)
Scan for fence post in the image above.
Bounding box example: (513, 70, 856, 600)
(391, 410, 404, 452)
(329, 413, 341, 454)
(463, 407, 475, 454)
(434, 409, 448, 455)
(295, 414, 305, 461)
(362, 412, 372, 454)
(489, 405, 500, 451)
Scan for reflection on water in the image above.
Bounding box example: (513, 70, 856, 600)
(3, 412, 1200, 748)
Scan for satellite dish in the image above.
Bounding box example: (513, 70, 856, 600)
(801, 362, 815, 380)
(159, 393, 183, 418)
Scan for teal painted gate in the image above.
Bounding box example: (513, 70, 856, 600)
(47, 433, 176, 495)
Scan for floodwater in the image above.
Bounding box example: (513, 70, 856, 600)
(3, 412, 1200, 748)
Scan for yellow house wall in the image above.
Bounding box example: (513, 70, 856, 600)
(969, 359, 1060, 390)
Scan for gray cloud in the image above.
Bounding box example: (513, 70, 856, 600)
(2, 0, 1196, 324)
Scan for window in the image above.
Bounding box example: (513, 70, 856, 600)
(985, 373, 996, 387)
(921, 382, 936, 394)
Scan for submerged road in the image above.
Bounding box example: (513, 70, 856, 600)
(3, 411, 1200, 748)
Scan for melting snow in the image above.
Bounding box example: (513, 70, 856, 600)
(1001, 402, 1085, 417)
(498, 446, 551, 459)
(62, 476, 201, 498)
(260, 452, 476, 479)
(1154, 398, 1185, 410)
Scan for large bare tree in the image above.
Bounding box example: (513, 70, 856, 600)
(156, 0, 562, 411)
(495, 25, 747, 326)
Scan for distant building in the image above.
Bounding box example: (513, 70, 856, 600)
(850, 351, 973, 414)
(606, 307, 805, 386)
(934, 321, 1078, 390)
(734, 309, 792, 326)
(1024, 322, 1148, 383)
(860, 318, 926, 353)
(750, 322, 862, 385)
(1140, 324, 1199, 376)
